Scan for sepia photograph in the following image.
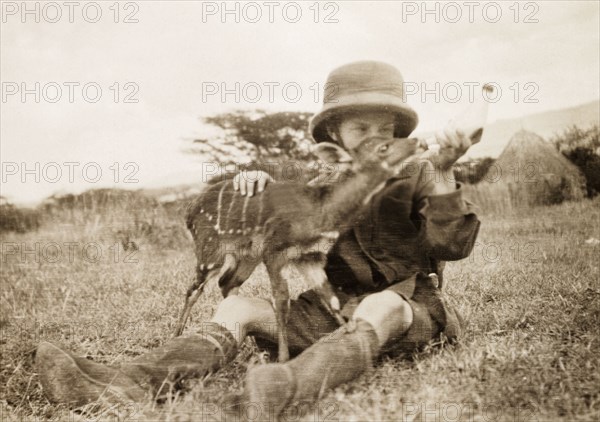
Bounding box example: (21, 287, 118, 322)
(1, 1, 599, 421)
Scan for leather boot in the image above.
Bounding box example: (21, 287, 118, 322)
(36, 322, 237, 405)
(242, 319, 379, 420)
(36, 341, 148, 407)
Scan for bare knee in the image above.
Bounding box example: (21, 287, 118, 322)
(211, 296, 275, 344)
(212, 295, 267, 326)
(353, 291, 413, 347)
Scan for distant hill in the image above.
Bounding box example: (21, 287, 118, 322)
(416, 100, 600, 159)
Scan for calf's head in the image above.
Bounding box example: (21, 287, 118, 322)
(312, 136, 419, 172)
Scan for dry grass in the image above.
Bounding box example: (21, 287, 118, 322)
(1, 197, 599, 421)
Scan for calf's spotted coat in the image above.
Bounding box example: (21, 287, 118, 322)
(174, 137, 421, 362)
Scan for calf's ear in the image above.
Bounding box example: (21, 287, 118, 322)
(311, 142, 353, 164)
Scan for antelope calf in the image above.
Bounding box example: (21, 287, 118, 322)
(174, 136, 421, 362)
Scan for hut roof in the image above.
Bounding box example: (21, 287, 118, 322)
(494, 130, 583, 178)
(486, 130, 586, 204)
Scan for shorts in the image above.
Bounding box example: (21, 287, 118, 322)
(253, 272, 463, 358)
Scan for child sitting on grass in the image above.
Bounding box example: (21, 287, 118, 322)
(36, 61, 480, 419)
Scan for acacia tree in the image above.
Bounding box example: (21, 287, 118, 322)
(189, 110, 315, 167)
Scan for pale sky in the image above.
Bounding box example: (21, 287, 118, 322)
(1, 0, 599, 204)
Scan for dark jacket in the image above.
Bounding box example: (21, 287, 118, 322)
(325, 159, 480, 295)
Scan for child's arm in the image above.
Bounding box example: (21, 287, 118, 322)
(416, 174, 480, 261)
(414, 127, 481, 260)
(231, 158, 348, 193)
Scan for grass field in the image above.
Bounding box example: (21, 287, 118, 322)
(1, 197, 599, 421)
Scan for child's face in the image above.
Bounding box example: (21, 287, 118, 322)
(329, 110, 397, 150)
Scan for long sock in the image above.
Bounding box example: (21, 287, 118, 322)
(121, 322, 238, 396)
(243, 319, 379, 418)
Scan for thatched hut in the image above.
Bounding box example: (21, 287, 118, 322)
(485, 130, 586, 206)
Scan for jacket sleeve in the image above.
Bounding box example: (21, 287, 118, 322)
(414, 161, 481, 261)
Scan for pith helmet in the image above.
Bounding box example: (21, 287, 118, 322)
(309, 61, 419, 143)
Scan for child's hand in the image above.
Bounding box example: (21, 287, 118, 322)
(416, 121, 480, 195)
(232, 170, 273, 196)
(423, 122, 478, 170)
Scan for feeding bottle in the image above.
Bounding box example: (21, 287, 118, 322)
(425, 83, 494, 153)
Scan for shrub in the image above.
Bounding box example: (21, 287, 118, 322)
(551, 125, 600, 197)
(0, 199, 41, 234)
